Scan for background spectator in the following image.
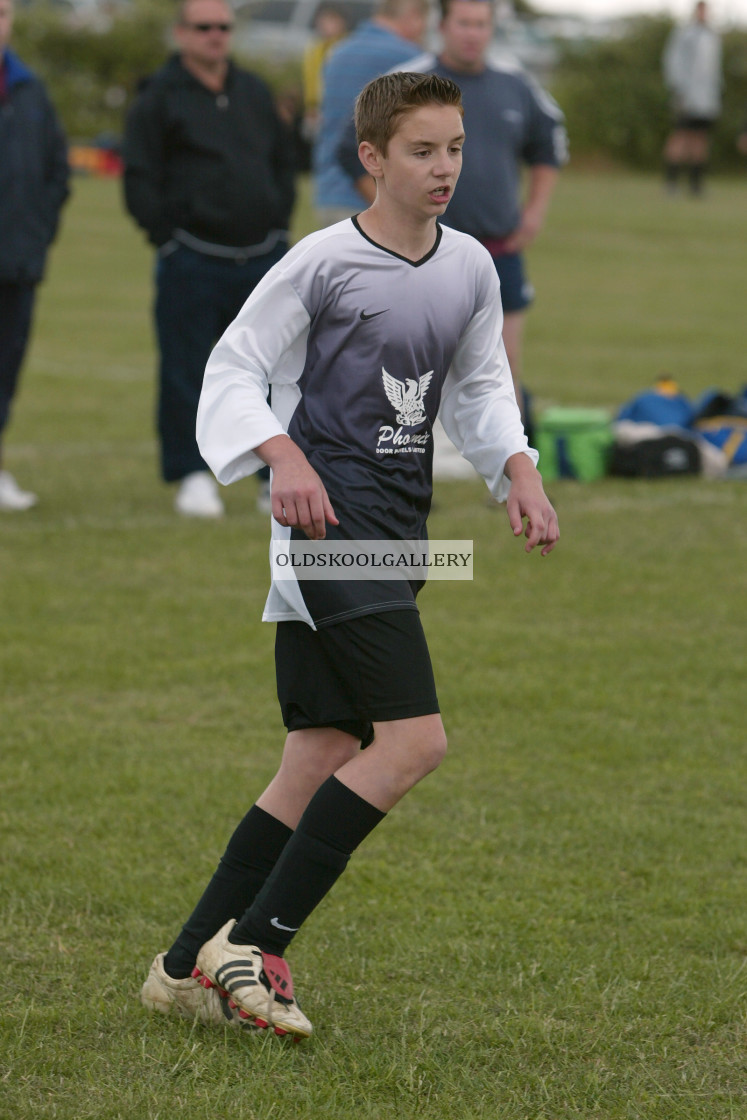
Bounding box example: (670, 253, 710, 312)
(122, 0, 295, 518)
(0, 0, 69, 512)
(302, 2, 349, 142)
(662, 0, 722, 196)
(313, 0, 429, 227)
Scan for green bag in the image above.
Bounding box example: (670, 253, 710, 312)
(535, 408, 614, 482)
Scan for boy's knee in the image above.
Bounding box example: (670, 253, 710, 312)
(417, 725, 448, 776)
(280, 726, 360, 783)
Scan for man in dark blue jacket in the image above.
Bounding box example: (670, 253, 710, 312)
(123, 0, 296, 518)
(0, 0, 69, 511)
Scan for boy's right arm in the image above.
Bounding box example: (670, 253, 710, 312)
(504, 452, 559, 557)
(254, 435, 338, 541)
(198, 256, 337, 538)
(197, 271, 310, 484)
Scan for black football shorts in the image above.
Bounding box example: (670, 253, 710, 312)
(275, 608, 440, 748)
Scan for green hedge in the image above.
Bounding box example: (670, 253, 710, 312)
(11, 1, 302, 142)
(551, 16, 747, 170)
(11, 5, 747, 168)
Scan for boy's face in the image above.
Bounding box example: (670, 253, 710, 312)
(375, 105, 465, 221)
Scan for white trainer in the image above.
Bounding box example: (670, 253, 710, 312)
(174, 471, 224, 518)
(141, 952, 256, 1029)
(0, 470, 38, 511)
(194, 919, 312, 1039)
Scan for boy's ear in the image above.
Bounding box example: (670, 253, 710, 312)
(358, 141, 384, 178)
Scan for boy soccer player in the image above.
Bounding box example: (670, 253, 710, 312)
(140, 72, 559, 1040)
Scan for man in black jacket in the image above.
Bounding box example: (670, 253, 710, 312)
(0, 0, 69, 512)
(123, 0, 296, 517)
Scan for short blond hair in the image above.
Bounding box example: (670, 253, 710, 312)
(355, 72, 463, 155)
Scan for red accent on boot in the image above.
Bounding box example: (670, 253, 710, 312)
(261, 953, 294, 999)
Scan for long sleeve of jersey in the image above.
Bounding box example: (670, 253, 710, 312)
(197, 270, 310, 482)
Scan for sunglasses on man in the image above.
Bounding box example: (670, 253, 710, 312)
(183, 21, 233, 31)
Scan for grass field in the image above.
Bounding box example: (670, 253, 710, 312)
(1, 171, 746, 1120)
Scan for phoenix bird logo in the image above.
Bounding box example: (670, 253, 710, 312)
(382, 367, 433, 426)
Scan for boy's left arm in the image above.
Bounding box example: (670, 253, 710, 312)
(440, 253, 558, 553)
(504, 452, 559, 557)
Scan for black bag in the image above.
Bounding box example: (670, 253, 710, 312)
(609, 434, 701, 478)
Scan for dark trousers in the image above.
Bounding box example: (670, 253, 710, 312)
(154, 241, 287, 483)
(0, 282, 36, 437)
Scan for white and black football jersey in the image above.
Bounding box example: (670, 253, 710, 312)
(198, 217, 536, 628)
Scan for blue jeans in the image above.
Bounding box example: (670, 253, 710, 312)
(154, 241, 286, 482)
(0, 282, 36, 437)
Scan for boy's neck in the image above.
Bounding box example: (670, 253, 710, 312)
(356, 206, 438, 263)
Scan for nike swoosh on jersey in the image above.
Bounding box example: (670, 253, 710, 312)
(360, 309, 389, 321)
(270, 916, 300, 932)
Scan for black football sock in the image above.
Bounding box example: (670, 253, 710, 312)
(664, 162, 680, 189)
(229, 776, 386, 956)
(163, 805, 293, 979)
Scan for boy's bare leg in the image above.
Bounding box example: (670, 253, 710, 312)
(193, 713, 447, 1031)
(160, 727, 360, 981)
(225, 713, 446, 949)
(334, 713, 447, 811)
(257, 714, 446, 820)
(257, 726, 363, 828)
(197, 713, 445, 953)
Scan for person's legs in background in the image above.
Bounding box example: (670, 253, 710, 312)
(664, 121, 713, 196)
(155, 246, 226, 517)
(492, 252, 535, 446)
(0, 282, 38, 511)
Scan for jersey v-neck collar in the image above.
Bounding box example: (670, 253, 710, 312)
(352, 216, 442, 267)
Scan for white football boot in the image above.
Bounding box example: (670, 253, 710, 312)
(193, 919, 312, 1040)
(141, 952, 256, 1029)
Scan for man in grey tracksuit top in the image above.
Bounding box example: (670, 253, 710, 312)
(662, 0, 722, 196)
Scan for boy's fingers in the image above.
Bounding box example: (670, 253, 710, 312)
(270, 470, 338, 539)
(272, 496, 289, 526)
(507, 497, 524, 537)
(528, 511, 560, 555)
(324, 495, 339, 527)
(523, 518, 543, 551)
(522, 505, 559, 553)
(308, 494, 328, 539)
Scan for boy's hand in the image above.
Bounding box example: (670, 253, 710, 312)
(254, 435, 338, 540)
(505, 452, 559, 557)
